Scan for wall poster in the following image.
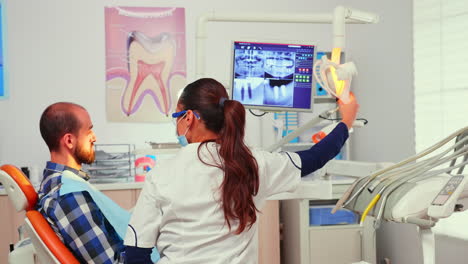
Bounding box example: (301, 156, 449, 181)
(105, 7, 186, 122)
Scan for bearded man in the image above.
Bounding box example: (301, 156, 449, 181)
(37, 102, 125, 264)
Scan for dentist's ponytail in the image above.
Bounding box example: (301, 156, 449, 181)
(216, 98, 260, 234)
(178, 78, 259, 234)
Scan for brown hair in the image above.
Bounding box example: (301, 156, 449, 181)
(39, 102, 85, 151)
(178, 78, 259, 234)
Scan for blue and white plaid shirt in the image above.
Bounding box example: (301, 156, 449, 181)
(37, 161, 124, 264)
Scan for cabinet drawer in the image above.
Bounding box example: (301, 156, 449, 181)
(102, 190, 134, 210)
(308, 225, 361, 264)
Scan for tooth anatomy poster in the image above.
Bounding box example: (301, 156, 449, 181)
(105, 7, 186, 122)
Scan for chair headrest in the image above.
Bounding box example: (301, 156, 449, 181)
(0, 164, 38, 211)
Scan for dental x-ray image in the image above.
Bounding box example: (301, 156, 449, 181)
(234, 49, 265, 78)
(264, 51, 295, 79)
(231, 41, 315, 111)
(264, 79, 294, 107)
(232, 78, 265, 105)
(233, 49, 296, 107)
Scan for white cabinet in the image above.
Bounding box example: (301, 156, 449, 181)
(101, 189, 138, 211)
(0, 195, 27, 264)
(1, 187, 281, 264)
(281, 198, 365, 264)
(308, 225, 362, 263)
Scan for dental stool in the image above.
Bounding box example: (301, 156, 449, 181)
(0, 164, 79, 264)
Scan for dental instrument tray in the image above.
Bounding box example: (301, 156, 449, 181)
(82, 144, 136, 183)
(147, 141, 181, 149)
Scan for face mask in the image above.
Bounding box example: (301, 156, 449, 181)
(177, 133, 189, 147)
(176, 114, 190, 147)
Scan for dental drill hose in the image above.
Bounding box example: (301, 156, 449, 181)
(331, 177, 366, 214)
(360, 193, 381, 224)
(371, 146, 468, 228)
(336, 126, 468, 212)
(346, 127, 468, 225)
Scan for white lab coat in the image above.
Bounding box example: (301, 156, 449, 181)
(124, 142, 301, 264)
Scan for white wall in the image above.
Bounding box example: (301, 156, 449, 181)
(0, 0, 415, 168)
(0, 0, 417, 263)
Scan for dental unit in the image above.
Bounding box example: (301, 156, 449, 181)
(333, 126, 468, 264)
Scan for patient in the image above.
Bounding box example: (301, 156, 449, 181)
(37, 102, 124, 263)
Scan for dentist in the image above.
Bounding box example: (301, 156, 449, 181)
(124, 78, 358, 263)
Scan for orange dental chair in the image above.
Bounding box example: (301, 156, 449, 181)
(0, 164, 79, 264)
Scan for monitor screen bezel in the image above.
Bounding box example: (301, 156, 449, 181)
(230, 39, 316, 113)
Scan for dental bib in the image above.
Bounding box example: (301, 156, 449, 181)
(60, 171, 160, 262)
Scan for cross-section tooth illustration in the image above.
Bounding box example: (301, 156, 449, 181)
(121, 31, 176, 116)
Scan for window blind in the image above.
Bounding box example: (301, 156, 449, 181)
(414, 0, 468, 152)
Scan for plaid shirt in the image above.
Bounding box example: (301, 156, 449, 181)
(37, 162, 124, 264)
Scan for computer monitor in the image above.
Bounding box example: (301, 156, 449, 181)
(231, 41, 316, 112)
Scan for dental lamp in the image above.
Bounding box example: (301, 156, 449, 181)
(262, 6, 372, 152)
(265, 46, 360, 152)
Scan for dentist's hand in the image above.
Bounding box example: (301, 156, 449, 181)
(338, 93, 359, 129)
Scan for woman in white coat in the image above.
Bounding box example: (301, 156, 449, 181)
(124, 78, 359, 263)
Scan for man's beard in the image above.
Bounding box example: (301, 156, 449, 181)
(75, 144, 95, 165)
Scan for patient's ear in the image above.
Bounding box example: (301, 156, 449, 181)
(62, 133, 76, 150)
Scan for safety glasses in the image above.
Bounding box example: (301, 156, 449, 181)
(171, 110, 200, 126)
